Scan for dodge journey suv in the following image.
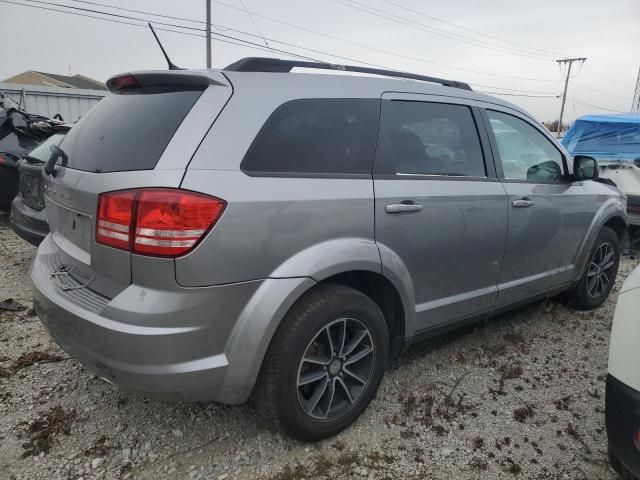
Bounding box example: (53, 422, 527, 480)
(31, 57, 627, 441)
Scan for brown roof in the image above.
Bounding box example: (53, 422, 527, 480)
(33, 72, 107, 90)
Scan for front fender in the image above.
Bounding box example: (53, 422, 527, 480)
(573, 196, 627, 282)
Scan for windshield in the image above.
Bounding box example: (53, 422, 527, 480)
(24, 133, 66, 163)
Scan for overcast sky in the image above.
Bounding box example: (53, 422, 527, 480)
(1, 0, 638, 122)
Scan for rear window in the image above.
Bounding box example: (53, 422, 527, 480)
(60, 87, 203, 173)
(241, 99, 380, 175)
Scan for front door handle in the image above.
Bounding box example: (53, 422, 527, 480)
(512, 198, 535, 208)
(385, 202, 423, 214)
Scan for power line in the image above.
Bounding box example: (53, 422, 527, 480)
(17, 0, 562, 85)
(470, 84, 560, 94)
(0, 0, 322, 62)
(8, 0, 627, 114)
(376, 0, 564, 58)
(8, 0, 382, 65)
(583, 66, 635, 88)
(478, 92, 561, 98)
(65, 0, 561, 83)
(214, 0, 556, 81)
(573, 83, 633, 101)
(237, 0, 271, 50)
(573, 97, 625, 113)
(70, 0, 205, 23)
(331, 0, 554, 61)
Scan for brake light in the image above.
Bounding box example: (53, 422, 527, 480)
(0, 154, 6, 164)
(107, 74, 140, 91)
(96, 188, 225, 257)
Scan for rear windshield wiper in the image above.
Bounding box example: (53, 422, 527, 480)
(44, 144, 68, 177)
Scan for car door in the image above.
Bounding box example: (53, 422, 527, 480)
(481, 106, 592, 305)
(374, 93, 508, 331)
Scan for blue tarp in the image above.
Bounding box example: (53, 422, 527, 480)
(562, 113, 640, 162)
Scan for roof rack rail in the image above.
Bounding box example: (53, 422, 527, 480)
(224, 57, 472, 91)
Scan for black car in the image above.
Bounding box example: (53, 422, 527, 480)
(10, 129, 69, 245)
(0, 93, 66, 211)
(0, 113, 39, 209)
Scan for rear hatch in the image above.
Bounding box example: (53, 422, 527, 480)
(42, 70, 232, 298)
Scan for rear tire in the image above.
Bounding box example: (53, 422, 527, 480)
(252, 283, 388, 442)
(569, 226, 620, 311)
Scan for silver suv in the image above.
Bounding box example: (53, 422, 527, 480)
(31, 58, 626, 441)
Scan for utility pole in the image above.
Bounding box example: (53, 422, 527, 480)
(205, 0, 212, 68)
(556, 57, 586, 138)
(632, 66, 640, 113)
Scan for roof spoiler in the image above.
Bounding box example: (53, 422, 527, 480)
(106, 72, 226, 92)
(224, 57, 472, 91)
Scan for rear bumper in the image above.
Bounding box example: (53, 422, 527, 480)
(30, 236, 267, 403)
(10, 194, 48, 246)
(606, 374, 640, 478)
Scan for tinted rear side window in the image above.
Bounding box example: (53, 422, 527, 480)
(375, 101, 486, 177)
(241, 99, 380, 175)
(25, 133, 66, 163)
(60, 87, 203, 173)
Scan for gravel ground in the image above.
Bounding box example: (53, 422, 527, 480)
(0, 210, 636, 480)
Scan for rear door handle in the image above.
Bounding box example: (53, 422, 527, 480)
(385, 202, 423, 214)
(512, 198, 535, 208)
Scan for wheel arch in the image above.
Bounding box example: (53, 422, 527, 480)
(224, 238, 414, 403)
(316, 270, 408, 360)
(573, 198, 627, 283)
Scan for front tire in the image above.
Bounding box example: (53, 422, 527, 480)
(569, 226, 620, 310)
(253, 283, 388, 442)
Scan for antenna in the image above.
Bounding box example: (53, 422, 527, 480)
(148, 23, 182, 71)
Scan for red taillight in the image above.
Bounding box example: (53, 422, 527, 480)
(96, 188, 225, 257)
(0, 154, 6, 164)
(96, 190, 136, 250)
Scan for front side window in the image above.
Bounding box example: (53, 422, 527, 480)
(241, 99, 379, 175)
(488, 110, 565, 182)
(375, 100, 486, 177)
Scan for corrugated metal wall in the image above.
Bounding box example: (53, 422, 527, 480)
(0, 83, 107, 122)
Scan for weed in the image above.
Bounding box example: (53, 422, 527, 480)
(513, 405, 535, 423)
(553, 396, 572, 411)
(21, 406, 76, 458)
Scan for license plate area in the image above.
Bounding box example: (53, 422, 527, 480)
(46, 197, 93, 264)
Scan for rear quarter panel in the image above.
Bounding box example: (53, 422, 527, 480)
(176, 171, 375, 285)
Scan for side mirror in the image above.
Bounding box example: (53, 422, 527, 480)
(573, 155, 598, 181)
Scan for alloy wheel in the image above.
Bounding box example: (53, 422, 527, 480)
(296, 318, 375, 420)
(587, 241, 615, 299)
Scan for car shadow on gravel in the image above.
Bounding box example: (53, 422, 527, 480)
(396, 298, 546, 368)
